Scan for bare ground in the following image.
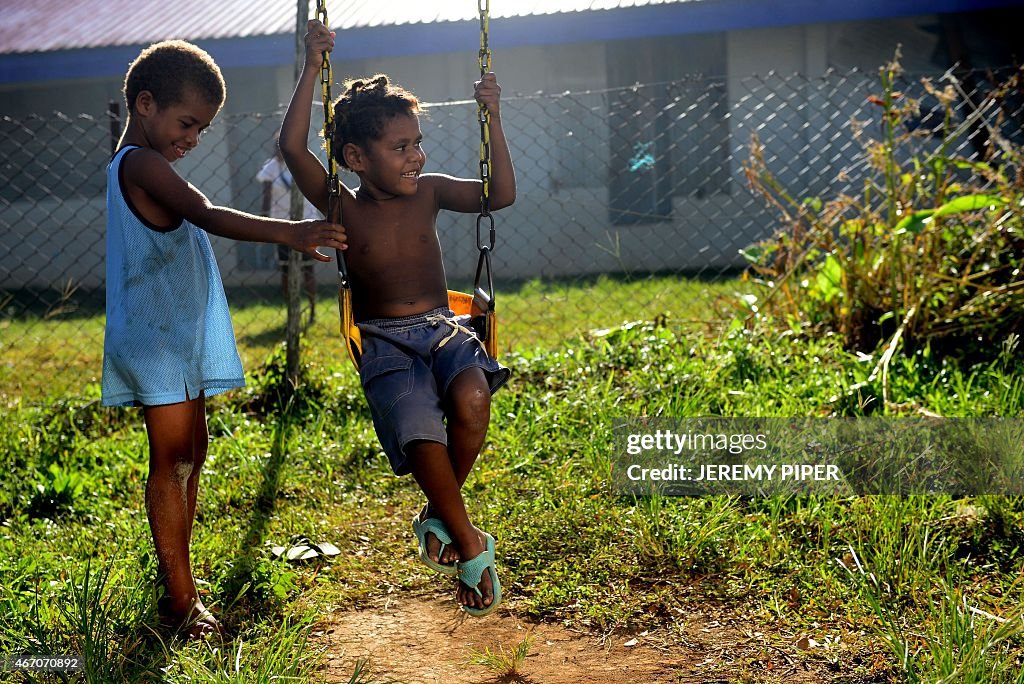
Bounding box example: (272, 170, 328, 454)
(315, 593, 843, 684)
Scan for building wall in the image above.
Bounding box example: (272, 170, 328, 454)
(0, 12, 978, 289)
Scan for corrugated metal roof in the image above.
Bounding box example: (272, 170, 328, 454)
(329, 0, 685, 29)
(0, 0, 691, 55)
(0, 0, 294, 54)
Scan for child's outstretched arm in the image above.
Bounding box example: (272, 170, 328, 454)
(122, 149, 345, 261)
(434, 72, 517, 213)
(280, 19, 335, 217)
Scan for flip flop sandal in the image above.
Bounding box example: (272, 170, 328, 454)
(156, 597, 224, 640)
(456, 533, 502, 617)
(271, 536, 341, 562)
(412, 513, 458, 576)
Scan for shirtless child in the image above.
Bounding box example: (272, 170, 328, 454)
(280, 20, 516, 616)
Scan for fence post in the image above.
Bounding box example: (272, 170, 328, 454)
(285, 0, 309, 388)
(107, 100, 120, 154)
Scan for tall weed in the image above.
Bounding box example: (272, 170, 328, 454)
(742, 53, 1023, 364)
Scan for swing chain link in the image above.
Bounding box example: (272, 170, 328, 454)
(316, 0, 339, 200)
(476, 0, 495, 254)
(315, 0, 347, 285)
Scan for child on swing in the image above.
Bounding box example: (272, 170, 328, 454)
(102, 39, 346, 638)
(280, 20, 516, 616)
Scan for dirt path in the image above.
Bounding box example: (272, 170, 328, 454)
(316, 595, 834, 683)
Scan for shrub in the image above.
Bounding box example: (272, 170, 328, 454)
(741, 52, 1023, 362)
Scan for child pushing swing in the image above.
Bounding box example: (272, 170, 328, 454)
(280, 18, 516, 616)
(101, 40, 346, 638)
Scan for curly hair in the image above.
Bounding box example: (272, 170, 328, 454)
(123, 40, 225, 113)
(331, 74, 422, 170)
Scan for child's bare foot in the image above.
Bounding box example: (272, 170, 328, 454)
(158, 595, 223, 640)
(420, 504, 460, 567)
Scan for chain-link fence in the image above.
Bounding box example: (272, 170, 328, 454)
(2, 66, 1021, 398)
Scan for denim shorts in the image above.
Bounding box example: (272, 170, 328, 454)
(357, 307, 510, 475)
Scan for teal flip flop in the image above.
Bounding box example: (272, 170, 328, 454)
(457, 533, 501, 617)
(412, 513, 458, 576)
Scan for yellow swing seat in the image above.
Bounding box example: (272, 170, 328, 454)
(338, 286, 498, 371)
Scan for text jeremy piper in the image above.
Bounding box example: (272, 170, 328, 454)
(625, 462, 841, 482)
(622, 428, 841, 483)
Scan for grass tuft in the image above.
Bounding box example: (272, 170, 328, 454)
(467, 633, 534, 677)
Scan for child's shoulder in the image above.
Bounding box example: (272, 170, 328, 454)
(117, 144, 162, 161)
(420, 172, 461, 185)
(417, 172, 481, 214)
(418, 172, 465, 195)
(118, 146, 177, 186)
(119, 145, 168, 172)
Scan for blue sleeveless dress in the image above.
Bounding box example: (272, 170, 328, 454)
(101, 145, 245, 407)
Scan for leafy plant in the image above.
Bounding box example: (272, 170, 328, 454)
(741, 53, 1023, 367)
(27, 463, 89, 519)
(248, 556, 299, 603)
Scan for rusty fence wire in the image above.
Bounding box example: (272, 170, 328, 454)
(2, 66, 1022, 399)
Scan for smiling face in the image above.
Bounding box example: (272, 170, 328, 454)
(347, 113, 426, 200)
(135, 87, 219, 163)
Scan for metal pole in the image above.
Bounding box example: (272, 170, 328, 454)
(108, 100, 120, 154)
(285, 0, 309, 387)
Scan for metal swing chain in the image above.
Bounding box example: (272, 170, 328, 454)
(476, 0, 494, 252)
(316, 0, 348, 287)
(475, 0, 496, 299)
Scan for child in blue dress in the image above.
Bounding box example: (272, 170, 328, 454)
(102, 39, 346, 638)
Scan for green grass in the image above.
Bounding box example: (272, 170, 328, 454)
(0, 273, 740, 403)
(2, 275, 1024, 682)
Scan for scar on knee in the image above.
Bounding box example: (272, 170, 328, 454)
(470, 388, 490, 411)
(455, 389, 491, 428)
(173, 461, 194, 486)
